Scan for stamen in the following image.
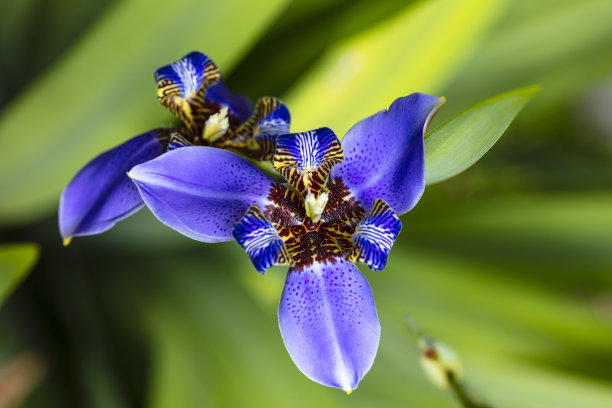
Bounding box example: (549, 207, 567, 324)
(304, 190, 329, 223)
(202, 107, 229, 142)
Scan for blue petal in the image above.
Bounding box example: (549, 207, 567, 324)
(128, 146, 275, 243)
(331, 93, 444, 215)
(59, 130, 168, 241)
(155, 51, 220, 132)
(205, 81, 253, 122)
(273, 128, 343, 198)
(347, 199, 401, 271)
(232, 205, 292, 273)
(278, 259, 380, 392)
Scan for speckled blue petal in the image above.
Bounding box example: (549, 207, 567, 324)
(273, 128, 343, 198)
(128, 147, 274, 242)
(331, 93, 444, 215)
(155, 51, 220, 133)
(59, 130, 169, 241)
(205, 80, 253, 122)
(347, 199, 402, 271)
(278, 259, 380, 392)
(232, 205, 292, 273)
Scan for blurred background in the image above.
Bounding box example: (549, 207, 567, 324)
(1, 0, 611, 406)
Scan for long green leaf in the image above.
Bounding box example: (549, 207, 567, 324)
(0, 0, 289, 224)
(425, 86, 538, 185)
(284, 0, 507, 135)
(0, 243, 39, 307)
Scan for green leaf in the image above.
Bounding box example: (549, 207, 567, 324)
(424, 85, 538, 185)
(284, 0, 507, 135)
(0, 243, 39, 307)
(0, 0, 289, 224)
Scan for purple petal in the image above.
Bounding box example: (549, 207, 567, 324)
(331, 93, 444, 215)
(205, 80, 253, 122)
(278, 259, 380, 392)
(59, 130, 168, 241)
(128, 146, 274, 242)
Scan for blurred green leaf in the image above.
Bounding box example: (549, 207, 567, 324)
(284, 0, 507, 135)
(0, 0, 289, 224)
(441, 0, 612, 118)
(0, 243, 38, 307)
(424, 85, 537, 185)
(129, 246, 612, 408)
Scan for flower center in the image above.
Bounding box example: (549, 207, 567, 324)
(265, 178, 365, 270)
(273, 128, 344, 223)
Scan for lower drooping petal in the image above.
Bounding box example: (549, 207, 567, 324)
(347, 199, 402, 272)
(128, 147, 274, 242)
(59, 129, 169, 242)
(278, 259, 380, 392)
(331, 93, 445, 215)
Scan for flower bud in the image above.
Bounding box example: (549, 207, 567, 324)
(418, 338, 463, 389)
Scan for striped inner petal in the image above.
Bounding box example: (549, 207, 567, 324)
(166, 131, 193, 151)
(155, 51, 220, 134)
(233, 205, 293, 274)
(347, 199, 401, 271)
(273, 128, 343, 200)
(220, 97, 291, 160)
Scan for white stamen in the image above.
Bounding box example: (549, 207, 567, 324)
(202, 107, 229, 142)
(304, 191, 329, 223)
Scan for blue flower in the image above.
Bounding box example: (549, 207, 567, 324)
(59, 51, 290, 244)
(127, 93, 444, 392)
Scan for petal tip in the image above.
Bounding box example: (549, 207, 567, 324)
(63, 236, 73, 246)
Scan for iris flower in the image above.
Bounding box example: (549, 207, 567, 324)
(127, 93, 444, 392)
(59, 51, 290, 244)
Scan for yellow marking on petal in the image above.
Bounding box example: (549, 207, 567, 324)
(63, 237, 73, 246)
(126, 172, 132, 179)
(345, 389, 353, 395)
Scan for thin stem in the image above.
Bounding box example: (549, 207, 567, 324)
(447, 372, 492, 408)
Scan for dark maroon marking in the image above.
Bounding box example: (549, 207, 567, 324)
(322, 177, 365, 224)
(264, 183, 304, 227)
(264, 177, 366, 270)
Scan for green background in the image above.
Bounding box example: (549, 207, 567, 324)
(1, 0, 611, 407)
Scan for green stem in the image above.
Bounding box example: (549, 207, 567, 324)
(447, 372, 492, 408)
